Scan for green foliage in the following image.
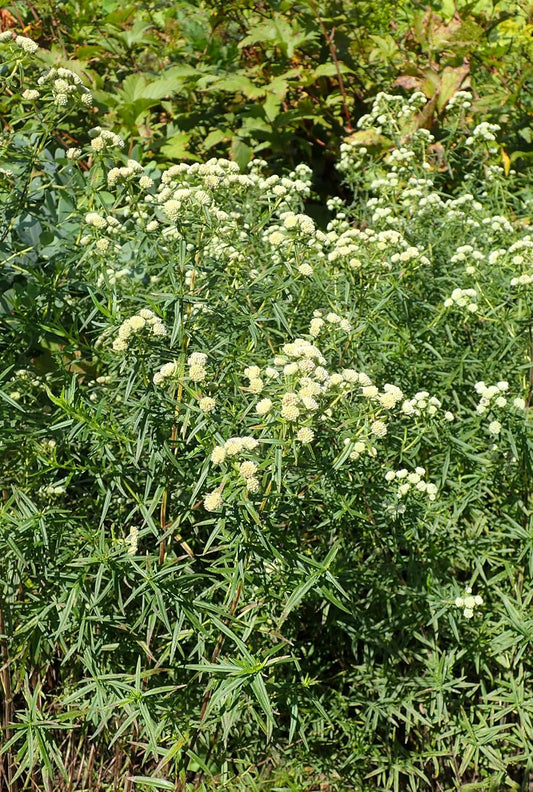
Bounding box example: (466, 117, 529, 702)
(5, 0, 532, 182)
(2, 18, 533, 792)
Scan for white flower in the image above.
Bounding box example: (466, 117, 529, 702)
(256, 398, 273, 416)
(379, 392, 399, 409)
(161, 362, 177, 378)
(269, 230, 285, 246)
(239, 461, 258, 479)
(22, 89, 40, 101)
(95, 238, 110, 253)
(296, 427, 314, 443)
(66, 147, 82, 160)
(248, 377, 263, 394)
(210, 446, 226, 464)
(309, 318, 324, 337)
(283, 363, 299, 376)
(204, 490, 223, 511)
(112, 338, 128, 352)
(189, 365, 206, 382)
(240, 437, 259, 451)
(370, 420, 387, 438)
(282, 393, 299, 407)
(246, 477, 260, 493)
(199, 397, 216, 413)
(188, 352, 208, 367)
(298, 263, 313, 276)
(488, 420, 501, 435)
(225, 438, 243, 455)
(16, 35, 38, 53)
(151, 322, 167, 337)
(85, 212, 107, 229)
(129, 315, 146, 330)
(281, 404, 300, 421)
(125, 526, 139, 555)
(341, 369, 359, 383)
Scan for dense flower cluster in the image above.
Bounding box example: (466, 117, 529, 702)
(385, 467, 438, 501)
(112, 310, 166, 352)
(37, 66, 93, 107)
(455, 588, 484, 619)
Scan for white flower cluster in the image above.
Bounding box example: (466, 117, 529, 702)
(338, 92, 427, 173)
(37, 66, 92, 107)
(89, 127, 124, 152)
(397, 390, 450, 420)
(454, 587, 483, 618)
(0, 31, 39, 53)
(112, 309, 166, 352)
(211, 436, 259, 465)
(385, 467, 438, 500)
(107, 159, 144, 186)
(480, 239, 533, 288)
(203, 488, 223, 512)
(465, 122, 500, 145)
(357, 91, 426, 134)
(153, 361, 177, 386)
(309, 310, 351, 337)
(343, 437, 377, 461)
(511, 272, 533, 287)
(325, 224, 428, 272)
(444, 288, 478, 313)
(450, 245, 484, 275)
(84, 212, 121, 233)
(264, 212, 326, 276)
(156, 158, 310, 225)
(244, 365, 263, 394)
(474, 381, 526, 435)
(198, 396, 216, 413)
(187, 352, 208, 382)
(474, 380, 509, 415)
(21, 88, 40, 101)
(482, 215, 513, 234)
(206, 436, 261, 506)
(446, 90, 472, 111)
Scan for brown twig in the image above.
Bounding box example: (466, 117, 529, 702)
(0, 606, 16, 792)
(177, 583, 243, 791)
(307, 0, 353, 132)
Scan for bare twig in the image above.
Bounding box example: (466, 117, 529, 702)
(307, 0, 353, 132)
(0, 607, 16, 792)
(177, 583, 243, 791)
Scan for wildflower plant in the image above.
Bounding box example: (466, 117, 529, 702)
(1, 38, 533, 791)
